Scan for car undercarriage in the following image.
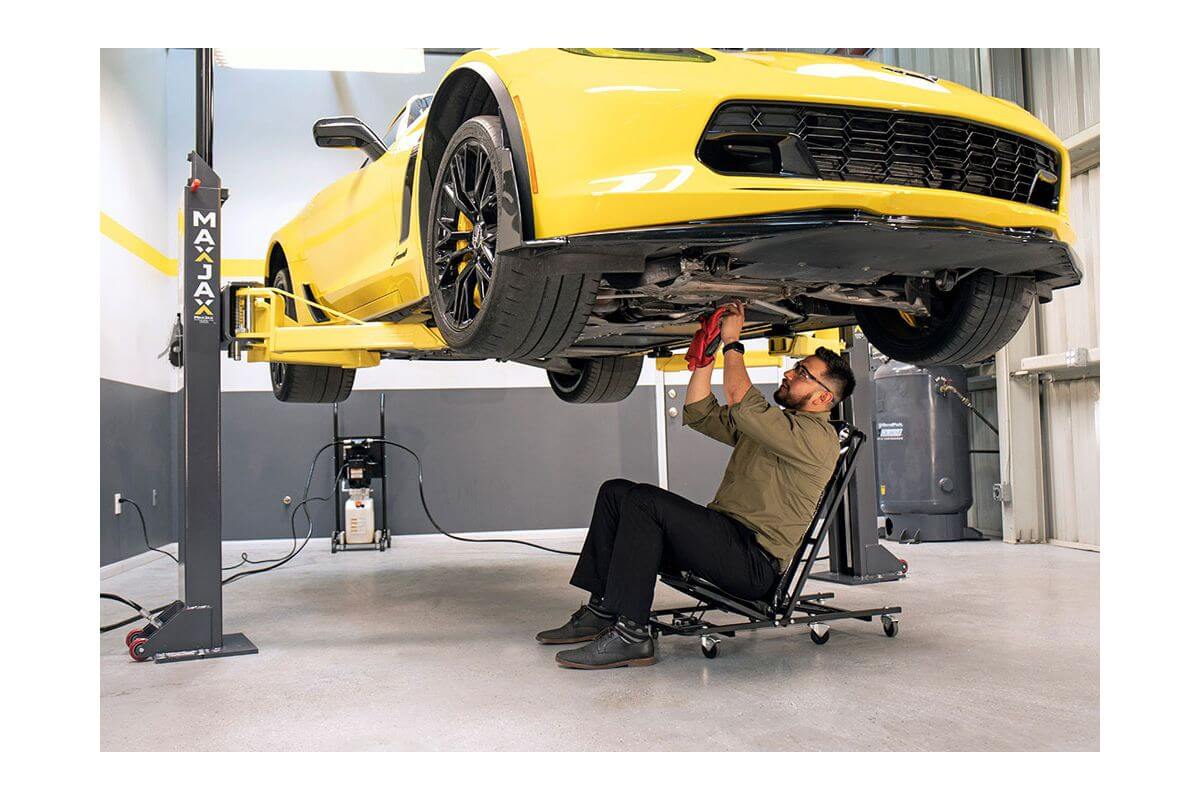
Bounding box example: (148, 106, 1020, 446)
(519, 210, 1081, 362)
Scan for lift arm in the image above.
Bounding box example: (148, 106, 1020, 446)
(223, 284, 448, 368)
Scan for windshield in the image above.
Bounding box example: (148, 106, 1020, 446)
(386, 93, 434, 146)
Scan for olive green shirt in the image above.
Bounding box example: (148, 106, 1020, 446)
(682, 386, 840, 569)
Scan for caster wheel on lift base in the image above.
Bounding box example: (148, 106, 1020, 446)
(882, 615, 899, 638)
(124, 626, 155, 648)
(129, 638, 151, 662)
(700, 635, 720, 659)
(809, 624, 831, 645)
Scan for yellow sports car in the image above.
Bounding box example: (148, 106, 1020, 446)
(264, 48, 1081, 404)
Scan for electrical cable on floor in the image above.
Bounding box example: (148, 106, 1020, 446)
(100, 447, 346, 632)
(380, 440, 580, 557)
(222, 443, 338, 571)
(120, 497, 177, 563)
(221, 459, 349, 585)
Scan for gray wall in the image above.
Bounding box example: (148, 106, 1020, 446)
(219, 387, 659, 542)
(99, 379, 179, 564)
(100, 381, 661, 564)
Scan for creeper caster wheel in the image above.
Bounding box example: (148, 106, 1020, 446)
(882, 615, 899, 638)
(809, 623, 830, 645)
(700, 635, 720, 659)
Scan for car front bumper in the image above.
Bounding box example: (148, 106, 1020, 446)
(518, 210, 1083, 292)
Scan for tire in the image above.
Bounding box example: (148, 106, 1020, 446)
(424, 115, 597, 360)
(547, 357, 642, 404)
(855, 272, 1035, 366)
(269, 268, 356, 403)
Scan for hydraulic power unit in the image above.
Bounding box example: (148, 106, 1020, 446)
(874, 360, 983, 543)
(331, 394, 392, 553)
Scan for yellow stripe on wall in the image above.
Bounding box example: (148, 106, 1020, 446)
(100, 212, 265, 280)
(100, 212, 176, 276)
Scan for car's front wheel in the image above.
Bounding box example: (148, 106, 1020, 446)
(547, 357, 642, 404)
(269, 267, 356, 403)
(424, 115, 597, 360)
(855, 272, 1035, 366)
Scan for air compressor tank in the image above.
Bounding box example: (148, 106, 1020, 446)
(874, 360, 983, 543)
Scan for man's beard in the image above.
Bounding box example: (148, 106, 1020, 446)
(774, 385, 815, 410)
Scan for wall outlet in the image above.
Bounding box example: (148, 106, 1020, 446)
(114, 493, 122, 515)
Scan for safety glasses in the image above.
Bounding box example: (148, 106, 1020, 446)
(792, 362, 835, 396)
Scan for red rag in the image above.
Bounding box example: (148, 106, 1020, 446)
(685, 307, 729, 371)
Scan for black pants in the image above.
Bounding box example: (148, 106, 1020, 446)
(569, 479, 779, 625)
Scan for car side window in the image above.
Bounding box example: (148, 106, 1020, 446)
(406, 94, 432, 127)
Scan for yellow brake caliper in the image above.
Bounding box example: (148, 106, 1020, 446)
(898, 311, 919, 327)
(455, 212, 483, 308)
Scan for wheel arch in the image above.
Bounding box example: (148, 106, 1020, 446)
(267, 240, 288, 285)
(419, 62, 534, 254)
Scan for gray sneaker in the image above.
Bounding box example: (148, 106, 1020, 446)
(535, 605, 612, 645)
(555, 624, 657, 670)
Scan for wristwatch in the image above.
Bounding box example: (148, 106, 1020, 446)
(722, 341, 745, 355)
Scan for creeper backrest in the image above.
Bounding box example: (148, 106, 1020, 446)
(769, 422, 865, 612)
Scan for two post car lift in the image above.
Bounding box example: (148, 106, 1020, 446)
(131, 49, 904, 664)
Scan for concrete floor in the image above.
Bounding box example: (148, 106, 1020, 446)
(100, 534, 1098, 751)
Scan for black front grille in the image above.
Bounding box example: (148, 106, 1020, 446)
(699, 102, 1060, 210)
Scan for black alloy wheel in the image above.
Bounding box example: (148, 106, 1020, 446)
(423, 116, 598, 360)
(431, 138, 498, 331)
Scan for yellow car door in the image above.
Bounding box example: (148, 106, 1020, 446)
(301, 152, 404, 312)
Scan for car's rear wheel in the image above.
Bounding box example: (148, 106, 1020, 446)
(425, 115, 597, 360)
(547, 357, 642, 404)
(269, 267, 356, 403)
(855, 272, 1035, 366)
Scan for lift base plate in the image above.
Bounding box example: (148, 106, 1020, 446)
(152, 632, 258, 664)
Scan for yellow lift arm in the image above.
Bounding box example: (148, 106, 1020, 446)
(227, 285, 446, 368)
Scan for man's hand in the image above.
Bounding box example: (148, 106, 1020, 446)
(720, 301, 745, 344)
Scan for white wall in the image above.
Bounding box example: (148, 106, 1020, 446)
(100, 48, 180, 393)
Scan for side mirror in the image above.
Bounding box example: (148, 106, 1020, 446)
(312, 116, 387, 161)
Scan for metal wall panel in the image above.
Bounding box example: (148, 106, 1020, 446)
(870, 49, 981, 89)
(1028, 50, 1100, 548)
(983, 48, 1101, 548)
(1027, 48, 1101, 139)
(1037, 166, 1101, 548)
(1041, 168, 1101, 354)
(1040, 378, 1101, 548)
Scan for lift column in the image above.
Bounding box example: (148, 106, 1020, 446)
(135, 48, 256, 663)
(810, 327, 907, 585)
